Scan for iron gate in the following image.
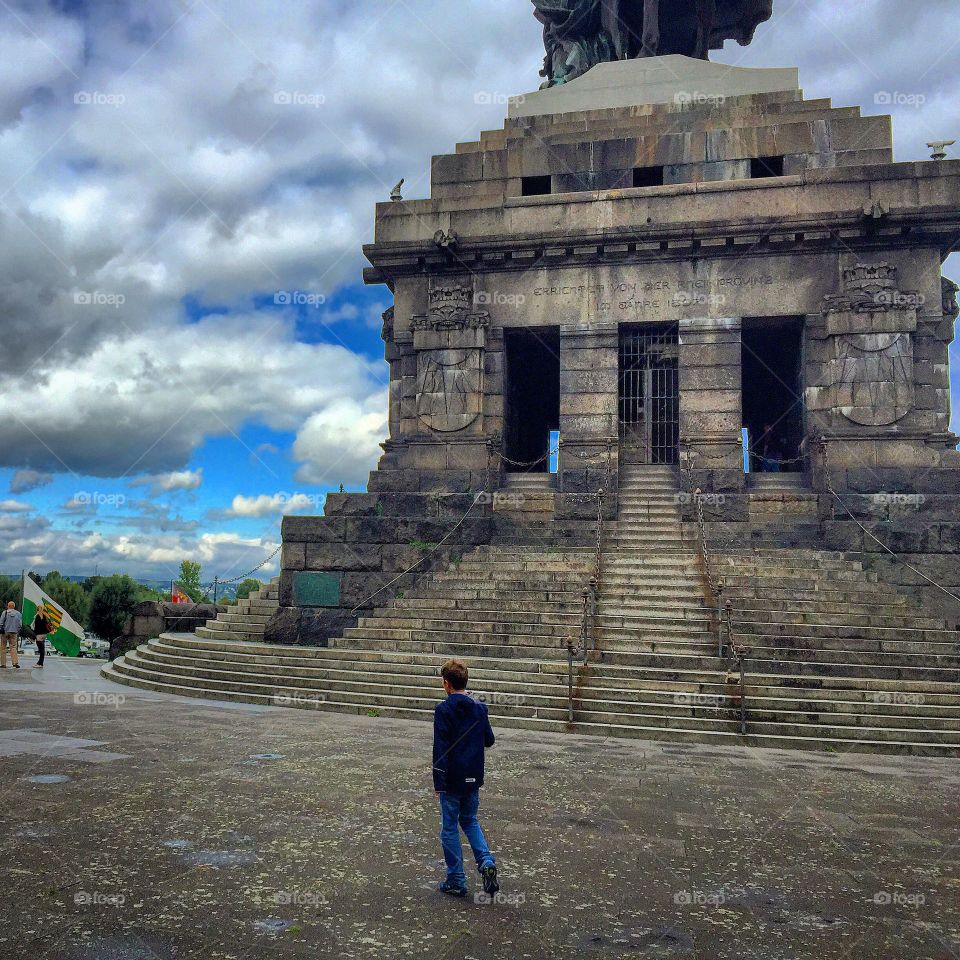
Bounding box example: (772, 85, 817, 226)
(618, 324, 680, 465)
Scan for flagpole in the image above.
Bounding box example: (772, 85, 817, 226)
(20, 569, 25, 658)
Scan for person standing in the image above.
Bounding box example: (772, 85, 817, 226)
(432, 658, 500, 899)
(32, 608, 51, 668)
(0, 601, 22, 669)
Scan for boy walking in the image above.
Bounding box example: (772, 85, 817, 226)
(432, 658, 500, 899)
(0, 601, 22, 669)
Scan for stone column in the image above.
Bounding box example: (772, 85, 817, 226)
(678, 317, 745, 493)
(558, 322, 618, 517)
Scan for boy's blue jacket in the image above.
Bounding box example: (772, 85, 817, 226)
(432, 692, 495, 794)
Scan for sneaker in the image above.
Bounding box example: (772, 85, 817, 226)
(13, 664, 19, 669)
(481, 864, 499, 898)
(438, 881, 468, 898)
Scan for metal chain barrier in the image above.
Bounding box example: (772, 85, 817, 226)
(696, 489, 750, 736)
(216, 544, 283, 585)
(819, 438, 960, 606)
(498, 445, 560, 470)
(570, 484, 606, 721)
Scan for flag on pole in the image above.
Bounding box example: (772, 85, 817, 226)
(22, 574, 84, 657)
(171, 585, 191, 604)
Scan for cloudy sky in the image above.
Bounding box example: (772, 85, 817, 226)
(0, 0, 957, 584)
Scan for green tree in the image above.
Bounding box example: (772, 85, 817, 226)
(235, 578, 263, 602)
(40, 571, 91, 627)
(0, 575, 20, 609)
(177, 560, 205, 602)
(88, 575, 142, 641)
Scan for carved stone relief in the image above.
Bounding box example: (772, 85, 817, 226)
(823, 264, 917, 428)
(412, 281, 490, 435)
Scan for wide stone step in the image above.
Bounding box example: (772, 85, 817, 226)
(103, 661, 960, 754)
(581, 671, 960, 710)
(735, 620, 958, 642)
(214, 612, 274, 625)
(721, 571, 879, 586)
(122, 656, 960, 738)
(369, 606, 713, 628)
(730, 596, 913, 615)
(399, 586, 585, 603)
(731, 608, 947, 630)
(725, 585, 906, 605)
(140, 642, 558, 685)
(196, 625, 266, 642)
(146, 637, 960, 710)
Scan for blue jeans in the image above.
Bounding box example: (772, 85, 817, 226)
(439, 789, 495, 888)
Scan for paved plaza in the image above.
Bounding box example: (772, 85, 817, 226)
(1, 656, 958, 960)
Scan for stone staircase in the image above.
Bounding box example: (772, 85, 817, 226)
(104, 468, 960, 756)
(195, 578, 280, 642)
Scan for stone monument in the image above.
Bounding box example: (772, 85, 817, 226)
(273, 8, 960, 645)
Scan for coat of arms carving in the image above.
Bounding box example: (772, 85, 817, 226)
(413, 281, 490, 434)
(823, 263, 916, 428)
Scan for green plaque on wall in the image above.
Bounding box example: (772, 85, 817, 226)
(293, 572, 342, 608)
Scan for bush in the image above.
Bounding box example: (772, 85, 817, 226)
(89, 575, 143, 643)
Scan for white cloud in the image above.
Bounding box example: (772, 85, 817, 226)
(0, 499, 33, 513)
(130, 469, 204, 495)
(293, 394, 388, 488)
(0, 313, 386, 479)
(226, 492, 324, 518)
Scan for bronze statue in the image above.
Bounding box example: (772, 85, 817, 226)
(533, 0, 774, 87)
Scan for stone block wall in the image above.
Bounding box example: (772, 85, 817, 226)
(679, 317, 744, 494)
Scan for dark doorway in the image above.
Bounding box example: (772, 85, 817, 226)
(619, 324, 680, 465)
(742, 317, 805, 473)
(503, 327, 560, 473)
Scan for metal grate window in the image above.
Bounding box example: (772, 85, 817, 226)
(619, 324, 680, 465)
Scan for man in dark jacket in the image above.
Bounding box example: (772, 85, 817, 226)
(433, 659, 499, 899)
